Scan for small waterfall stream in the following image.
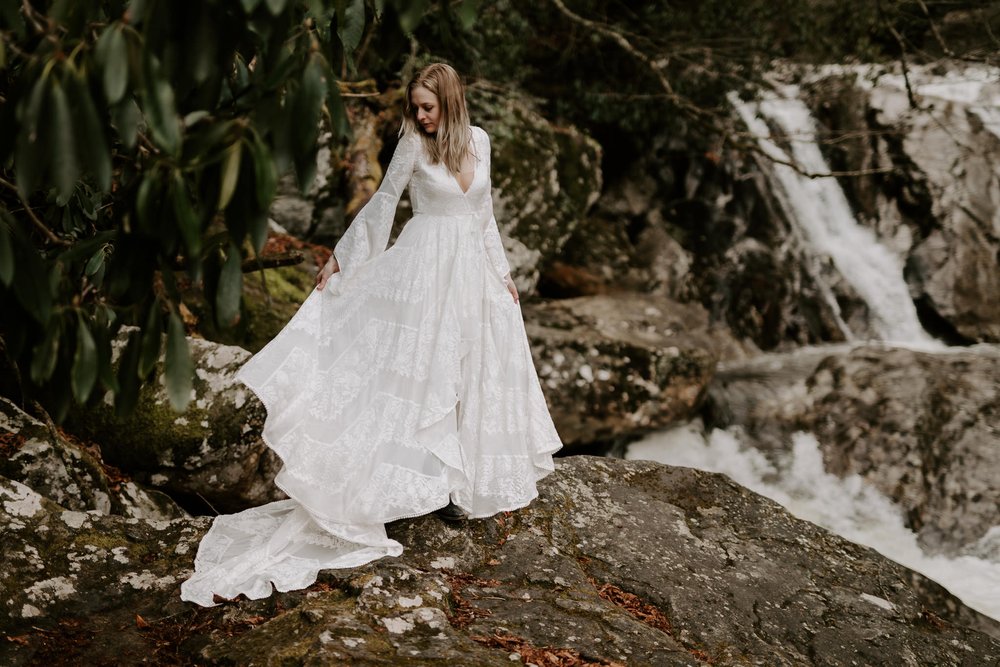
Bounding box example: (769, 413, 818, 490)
(729, 86, 936, 345)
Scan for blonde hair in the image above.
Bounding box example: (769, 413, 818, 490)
(401, 63, 476, 174)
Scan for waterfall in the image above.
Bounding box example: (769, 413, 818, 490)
(729, 87, 936, 345)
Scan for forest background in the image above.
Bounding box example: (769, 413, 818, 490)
(0, 0, 996, 422)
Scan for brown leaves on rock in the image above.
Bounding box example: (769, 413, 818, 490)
(0, 431, 26, 456)
(444, 571, 501, 629)
(581, 562, 713, 664)
(57, 427, 130, 492)
(261, 232, 330, 269)
(472, 632, 625, 667)
(589, 579, 674, 634)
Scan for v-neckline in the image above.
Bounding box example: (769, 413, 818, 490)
(452, 166, 475, 195)
(449, 132, 477, 196)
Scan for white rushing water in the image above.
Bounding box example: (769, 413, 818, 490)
(626, 424, 1000, 621)
(730, 88, 937, 346)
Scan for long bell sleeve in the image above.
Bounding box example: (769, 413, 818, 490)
(333, 130, 419, 285)
(480, 129, 513, 283)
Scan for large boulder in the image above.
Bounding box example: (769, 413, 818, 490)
(523, 293, 722, 450)
(0, 477, 207, 664)
(799, 345, 1000, 555)
(264, 83, 603, 301)
(471, 88, 603, 295)
(0, 398, 183, 521)
(4, 458, 996, 665)
(65, 337, 284, 514)
(807, 65, 1000, 343)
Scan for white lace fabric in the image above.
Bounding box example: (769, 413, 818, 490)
(180, 126, 562, 607)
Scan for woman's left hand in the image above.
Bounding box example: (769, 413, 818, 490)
(505, 275, 519, 304)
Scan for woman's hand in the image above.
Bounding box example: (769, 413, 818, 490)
(316, 255, 340, 291)
(505, 274, 519, 304)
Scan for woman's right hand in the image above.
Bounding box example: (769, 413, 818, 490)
(315, 255, 340, 291)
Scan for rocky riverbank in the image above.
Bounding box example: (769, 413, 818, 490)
(3, 457, 997, 665)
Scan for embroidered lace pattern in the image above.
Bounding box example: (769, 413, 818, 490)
(180, 126, 561, 607)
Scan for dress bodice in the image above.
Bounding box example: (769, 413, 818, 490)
(408, 126, 489, 218)
(331, 124, 510, 290)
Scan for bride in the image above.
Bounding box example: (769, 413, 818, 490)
(180, 63, 563, 606)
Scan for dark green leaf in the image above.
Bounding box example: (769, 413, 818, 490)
(69, 72, 112, 192)
(217, 140, 242, 210)
(183, 110, 210, 126)
(397, 0, 430, 34)
(338, 0, 365, 52)
(10, 229, 53, 325)
(115, 329, 142, 416)
(49, 78, 80, 206)
(84, 246, 106, 276)
(142, 56, 182, 156)
(192, 7, 215, 84)
(15, 76, 49, 197)
(456, 0, 481, 30)
(138, 300, 163, 377)
(250, 133, 277, 212)
(164, 310, 193, 412)
(171, 170, 200, 260)
(326, 79, 350, 140)
(71, 315, 98, 403)
(0, 212, 12, 286)
(265, 0, 288, 15)
(112, 98, 141, 151)
(215, 242, 243, 328)
(96, 25, 128, 104)
(291, 56, 327, 187)
(30, 321, 60, 385)
(241, 0, 263, 12)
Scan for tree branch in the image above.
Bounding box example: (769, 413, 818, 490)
(241, 251, 304, 273)
(0, 176, 70, 246)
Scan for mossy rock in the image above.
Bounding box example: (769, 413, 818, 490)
(469, 87, 603, 291)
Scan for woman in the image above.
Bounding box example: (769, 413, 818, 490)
(179, 63, 562, 607)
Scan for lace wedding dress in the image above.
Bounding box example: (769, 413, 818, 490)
(180, 126, 563, 606)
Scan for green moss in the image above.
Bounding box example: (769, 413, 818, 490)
(242, 265, 314, 353)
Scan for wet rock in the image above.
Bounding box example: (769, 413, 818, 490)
(799, 345, 1000, 556)
(705, 343, 1000, 557)
(65, 337, 284, 514)
(807, 65, 1000, 343)
(523, 293, 721, 450)
(0, 398, 183, 521)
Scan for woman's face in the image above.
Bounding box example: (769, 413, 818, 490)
(411, 85, 441, 135)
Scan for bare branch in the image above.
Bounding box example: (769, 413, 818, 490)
(240, 251, 305, 273)
(0, 176, 70, 246)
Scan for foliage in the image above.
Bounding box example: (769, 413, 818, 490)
(0, 0, 479, 420)
(424, 0, 1000, 157)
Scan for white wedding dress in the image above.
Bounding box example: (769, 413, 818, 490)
(180, 126, 563, 607)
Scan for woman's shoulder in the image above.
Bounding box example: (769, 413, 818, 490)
(471, 125, 491, 151)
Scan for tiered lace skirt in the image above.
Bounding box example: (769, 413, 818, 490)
(179, 212, 562, 606)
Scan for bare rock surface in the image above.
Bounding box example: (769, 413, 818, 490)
(799, 345, 1000, 555)
(65, 337, 284, 514)
(0, 397, 183, 521)
(3, 457, 997, 666)
(523, 293, 724, 450)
